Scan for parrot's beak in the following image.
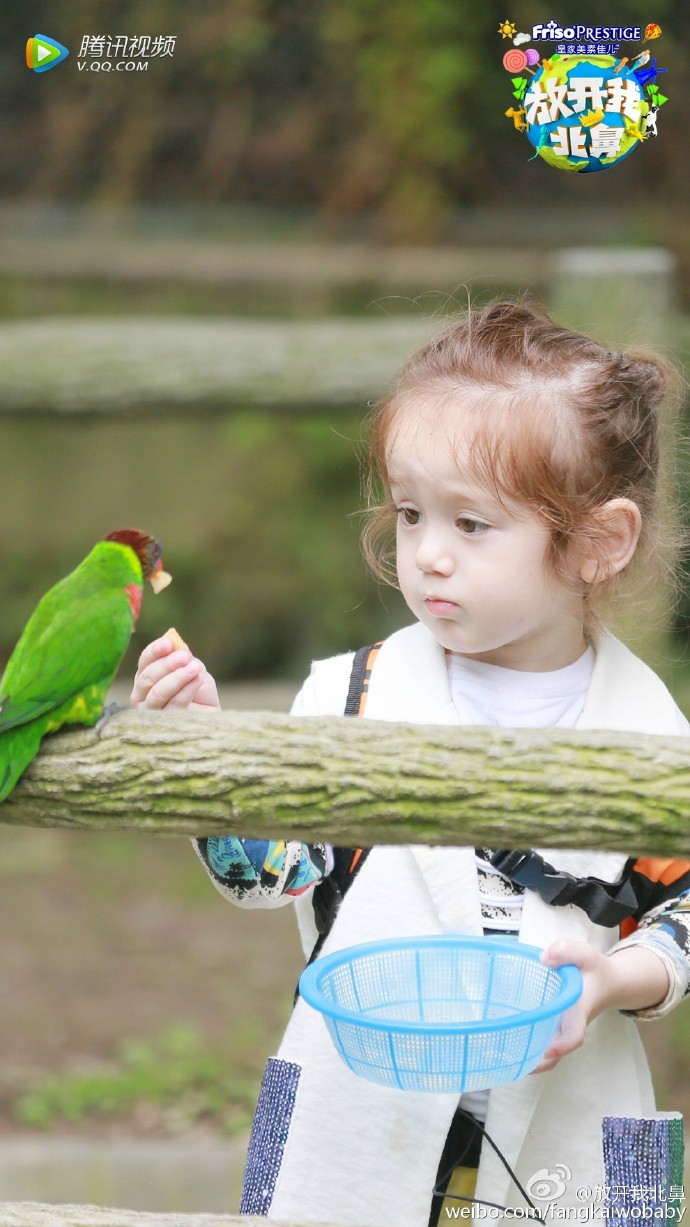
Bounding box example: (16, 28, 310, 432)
(149, 559, 173, 594)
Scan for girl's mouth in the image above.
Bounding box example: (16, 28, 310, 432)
(424, 597, 458, 617)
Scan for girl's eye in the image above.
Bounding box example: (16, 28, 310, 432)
(457, 517, 488, 535)
(397, 507, 420, 526)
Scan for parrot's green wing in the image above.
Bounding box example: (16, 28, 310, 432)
(0, 566, 136, 733)
(0, 694, 56, 729)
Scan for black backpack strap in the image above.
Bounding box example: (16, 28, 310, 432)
(305, 848, 370, 970)
(489, 849, 690, 928)
(344, 641, 384, 716)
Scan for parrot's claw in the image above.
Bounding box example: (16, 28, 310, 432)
(95, 702, 125, 738)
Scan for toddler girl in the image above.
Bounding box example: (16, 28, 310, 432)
(131, 301, 690, 1225)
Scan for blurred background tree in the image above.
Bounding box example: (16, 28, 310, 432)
(1, 0, 688, 685)
(0, 0, 686, 238)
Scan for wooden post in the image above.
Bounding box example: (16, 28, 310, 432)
(548, 246, 680, 674)
(548, 247, 677, 346)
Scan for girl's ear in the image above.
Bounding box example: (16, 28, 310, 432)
(580, 499, 642, 585)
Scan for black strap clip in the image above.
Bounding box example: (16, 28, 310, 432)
(489, 849, 579, 906)
(490, 848, 643, 926)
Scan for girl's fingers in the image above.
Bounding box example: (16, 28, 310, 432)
(131, 640, 181, 704)
(544, 1013, 585, 1060)
(130, 636, 220, 712)
(532, 1055, 562, 1074)
(139, 660, 201, 710)
(130, 650, 194, 706)
(166, 673, 210, 709)
(532, 999, 587, 1073)
(136, 636, 178, 672)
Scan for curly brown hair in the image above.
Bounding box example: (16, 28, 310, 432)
(361, 299, 682, 618)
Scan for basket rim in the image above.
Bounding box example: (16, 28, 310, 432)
(299, 935, 583, 1036)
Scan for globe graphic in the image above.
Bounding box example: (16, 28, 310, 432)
(525, 55, 645, 172)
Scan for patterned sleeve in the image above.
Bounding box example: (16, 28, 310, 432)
(192, 837, 333, 909)
(609, 887, 690, 1020)
(189, 665, 341, 909)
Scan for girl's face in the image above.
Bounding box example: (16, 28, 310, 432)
(388, 409, 588, 671)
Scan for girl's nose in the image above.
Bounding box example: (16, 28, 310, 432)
(416, 532, 454, 576)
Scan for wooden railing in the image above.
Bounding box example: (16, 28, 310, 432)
(0, 1205, 324, 1225)
(1, 709, 688, 853)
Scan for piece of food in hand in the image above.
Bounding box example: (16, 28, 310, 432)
(0, 528, 170, 802)
(165, 627, 189, 653)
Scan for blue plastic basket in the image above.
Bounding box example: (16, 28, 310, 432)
(299, 936, 582, 1093)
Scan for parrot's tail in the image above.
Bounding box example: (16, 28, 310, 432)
(0, 761, 12, 801)
(0, 726, 44, 803)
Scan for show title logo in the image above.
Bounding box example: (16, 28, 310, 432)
(498, 20, 667, 172)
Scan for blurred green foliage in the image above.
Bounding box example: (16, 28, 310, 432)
(0, 408, 407, 682)
(3, 0, 687, 240)
(318, 0, 489, 239)
(163, 410, 400, 678)
(14, 1023, 262, 1135)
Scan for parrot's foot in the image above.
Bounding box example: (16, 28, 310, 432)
(95, 702, 125, 738)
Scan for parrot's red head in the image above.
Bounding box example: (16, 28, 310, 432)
(104, 529, 172, 593)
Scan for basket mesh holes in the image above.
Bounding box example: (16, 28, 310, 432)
(490, 955, 557, 1012)
(312, 942, 572, 1093)
(325, 949, 562, 1027)
(422, 949, 489, 1018)
(349, 949, 414, 1014)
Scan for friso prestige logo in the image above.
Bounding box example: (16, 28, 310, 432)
(25, 34, 69, 73)
(498, 19, 668, 172)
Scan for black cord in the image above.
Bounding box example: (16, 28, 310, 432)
(431, 1107, 545, 1224)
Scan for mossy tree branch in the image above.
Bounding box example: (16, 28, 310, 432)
(0, 709, 689, 855)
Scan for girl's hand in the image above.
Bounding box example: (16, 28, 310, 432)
(130, 635, 221, 712)
(532, 939, 670, 1073)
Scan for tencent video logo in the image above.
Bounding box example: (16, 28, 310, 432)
(26, 34, 70, 73)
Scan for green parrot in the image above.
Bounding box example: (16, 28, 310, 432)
(0, 528, 172, 802)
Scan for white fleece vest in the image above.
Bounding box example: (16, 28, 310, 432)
(248, 623, 690, 1226)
